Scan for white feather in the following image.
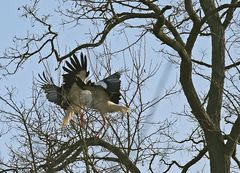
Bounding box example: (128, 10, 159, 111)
(96, 81, 107, 89)
(80, 90, 93, 107)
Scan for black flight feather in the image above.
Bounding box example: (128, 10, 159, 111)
(66, 60, 76, 72)
(95, 72, 121, 104)
(62, 66, 72, 73)
(73, 54, 81, 69)
(38, 72, 64, 108)
(70, 55, 78, 69)
(63, 53, 89, 77)
(81, 53, 87, 70)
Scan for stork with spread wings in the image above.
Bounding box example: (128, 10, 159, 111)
(39, 53, 130, 129)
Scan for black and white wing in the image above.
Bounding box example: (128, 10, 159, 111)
(38, 72, 64, 108)
(96, 72, 121, 104)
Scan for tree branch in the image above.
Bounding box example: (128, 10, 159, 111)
(43, 137, 140, 173)
(222, 0, 238, 29)
(201, 1, 240, 26)
(58, 12, 156, 62)
(225, 116, 240, 156)
(181, 147, 208, 173)
(184, 0, 202, 53)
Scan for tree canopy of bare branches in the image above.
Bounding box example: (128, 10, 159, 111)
(0, 0, 240, 173)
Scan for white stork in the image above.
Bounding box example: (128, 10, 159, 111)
(39, 53, 130, 129)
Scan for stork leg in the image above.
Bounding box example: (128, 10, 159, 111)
(95, 113, 107, 138)
(62, 108, 74, 127)
(79, 110, 84, 128)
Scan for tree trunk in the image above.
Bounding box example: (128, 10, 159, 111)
(205, 131, 230, 173)
(205, 27, 230, 173)
(199, 0, 230, 172)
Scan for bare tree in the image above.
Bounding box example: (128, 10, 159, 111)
(0, 43, 177, 173)
(1, 0, 240, 173)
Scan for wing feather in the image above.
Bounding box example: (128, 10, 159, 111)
(62, 53, 90, 90)
(81, 53, 87, 70)
(65, 60, 76, 72)
(38, 72, 64, 107)
(95, 72, 122, 104)
(62, 66, 72, 73)
(70, 54, 79, 70)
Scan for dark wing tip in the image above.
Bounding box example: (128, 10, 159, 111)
(38, 72, 54, 86)
(96, 72, 122, 104)
(65, 61, 75, 72)
(80, 52, 87, 71)
(112, 72, 121, 79)
(38, 72, 63, 107)
(63, 52, 89, 77)
(72, 54, 82, 70)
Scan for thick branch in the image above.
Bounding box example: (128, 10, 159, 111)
(225, 116, 240, 156)
(184, 0, 201, 22)
(181, 147, 208, 173)
(222, 0, 238, 29)
(139, 0, 171, 16)
(184, 0, 202, 53)
(58, 12, 156, 62)
(201, 1, 240, 26)
(150, 2, 215, 131)
(179, 53, 216, 131)
(152, 20, 183, 53)
(45, 137, 140, 173)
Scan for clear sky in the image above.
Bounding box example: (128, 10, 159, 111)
(0, 1, 36, 94)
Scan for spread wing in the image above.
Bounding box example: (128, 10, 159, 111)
(76, 72, 122, 104)
(62, 53, 90, 91)
(38, 72, 63, 107)
(96, 72, 121, 104)
(92, 72, 121, 104)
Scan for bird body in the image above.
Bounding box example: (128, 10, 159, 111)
(40, 53, 129, 128)
(81, 85, 128, 113)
